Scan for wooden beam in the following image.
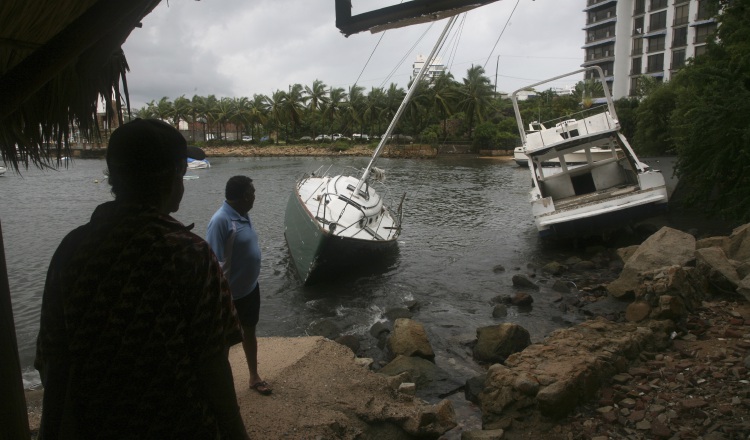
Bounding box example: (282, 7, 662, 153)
(335, 0, 501, 36)
(0, 221, 30, 440)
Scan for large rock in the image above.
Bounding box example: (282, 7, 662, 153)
(695, 247, 742, 294)
(473, 323, 531, 364)
(634, 265, 704, 316)
(738, 276, 750, 302)
(608, 227, 696, 298)
(725, 223, 750, 261)
(378, 355, 461, 398)
(387, 318, 435, 362)
(477, 318, 674, 422)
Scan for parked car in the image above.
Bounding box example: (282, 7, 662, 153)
(298, 136, 313, 142)
(241, 135, 253, 142)
(333, 134, 350, 141)
(260, 135, 270, 142)
(314, 134, 331, 141)
(352, 133, 370, 141)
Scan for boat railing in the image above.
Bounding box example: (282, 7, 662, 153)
(526, 111, 618, 151)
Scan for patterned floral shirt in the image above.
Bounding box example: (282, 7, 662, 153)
(36, 201, 243, 439)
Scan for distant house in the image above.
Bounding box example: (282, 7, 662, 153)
(411, 55, 447, 83)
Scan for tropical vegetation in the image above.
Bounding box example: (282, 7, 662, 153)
(132, 0, 749, 223)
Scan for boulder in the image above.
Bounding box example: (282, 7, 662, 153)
(473, 323, 531, 364)
(492, 304, 508, 318)
(725, 223, 750, 261)
(738, 276, 750, 302)
(385, 307, 413, 321)
(307, 318, 342, 339)
(512, 274, 539, 290)
(625, 301, 651, 322)
(510, 292, 534, 307)
(616, 245, 640, 264)
(695, 247, 741, 294)
(477, 318, 674, 423)
(542, 261, 567, 276)
(608, 227, 696, 298)
(634, 265, 704, 313)
(379, 355, 459, 396)
(387, 318, 435, 362)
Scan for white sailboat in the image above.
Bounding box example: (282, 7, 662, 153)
(284, 16, 459, 285)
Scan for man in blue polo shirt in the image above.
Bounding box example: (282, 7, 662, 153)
(206, 175, 271, 396)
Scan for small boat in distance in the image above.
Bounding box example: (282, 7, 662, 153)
(187, 157, 210, 169)
(514, 121, 618, 167)
(511, 66, 669, 239)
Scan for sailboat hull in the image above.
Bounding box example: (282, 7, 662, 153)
(284, 175, 400, 285)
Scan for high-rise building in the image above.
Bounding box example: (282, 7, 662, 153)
(411, 55, 447, 83)
(582, 0, 717, 99)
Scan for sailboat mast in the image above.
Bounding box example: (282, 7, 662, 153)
(353, 15, 458, 196)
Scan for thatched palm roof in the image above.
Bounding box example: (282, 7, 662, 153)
(0, 0, 161, 172)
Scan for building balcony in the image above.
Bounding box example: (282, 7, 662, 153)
(583, 16, 617, 30)
(584, 0, 617, 12)
(582, 36, 616, 48)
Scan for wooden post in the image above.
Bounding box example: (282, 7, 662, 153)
(0, 220, 31, 440)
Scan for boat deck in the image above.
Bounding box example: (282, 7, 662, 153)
(540, 184, 666, 218)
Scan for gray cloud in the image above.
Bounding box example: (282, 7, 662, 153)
(122, 0, 584, 109)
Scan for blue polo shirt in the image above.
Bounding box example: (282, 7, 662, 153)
(206, 201, 261, 300)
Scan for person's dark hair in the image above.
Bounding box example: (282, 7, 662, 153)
(106, 119, 187, 203)
(225, 176, 253, 201)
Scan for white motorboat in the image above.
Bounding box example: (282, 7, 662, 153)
(284, 16, 459, 284)
(514, 121, 618, 167)
(511, 66, 669, 239)
(187, 158, 210, 169)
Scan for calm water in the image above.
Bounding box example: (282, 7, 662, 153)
(2, 156, 585, 390)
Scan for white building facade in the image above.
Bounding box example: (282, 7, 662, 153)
(582, 0, 717, 99)
(411, 55, 447, 83)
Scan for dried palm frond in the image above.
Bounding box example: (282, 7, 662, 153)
(0, 0, 161, 173)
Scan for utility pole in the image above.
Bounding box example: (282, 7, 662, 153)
(494, 55, 500, 94)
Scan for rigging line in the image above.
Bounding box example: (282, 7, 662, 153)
(483, 0, 521, 70)
(353, 30, 388, 88)
(445, 13, 466, 74)
(378, 22, 434, 89)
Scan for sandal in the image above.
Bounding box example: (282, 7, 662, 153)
(251, 381, 272, 396)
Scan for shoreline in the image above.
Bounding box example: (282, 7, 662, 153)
(200, 144, 514, 161)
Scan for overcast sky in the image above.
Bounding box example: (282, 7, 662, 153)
(121, 0, 585, 110)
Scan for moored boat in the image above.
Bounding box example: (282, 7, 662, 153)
(511, 66, 669, 239)
(514, 121, 618, 167)
(187, 157, 210, 169)
(283, 15, 458, 284)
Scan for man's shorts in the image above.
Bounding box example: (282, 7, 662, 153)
(233, 283, 260, 328)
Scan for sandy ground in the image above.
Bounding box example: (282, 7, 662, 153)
(26, 336, 445, 439)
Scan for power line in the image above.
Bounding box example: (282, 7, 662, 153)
(483, 0, 521, 70)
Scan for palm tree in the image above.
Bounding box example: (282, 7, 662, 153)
(263, 90, 286, 143)
(458, 65, 494, 138)
(321, 87, 347, 137)
(429, 72, 458, 138)
(380, 83, 405, 136)
(363, 87, 385, 137)
(172, 95, 192, 136)
(249, 94, 267, 140)
(403, 79, 431, 136)
(153, 97, 174, 122)
(283, 83, 306, 141)
(213, 97, 234, 140)
(231, 96, 252, 140)
(204, 95, 219, 140)
(304, 79, 329, 138)
(191, 95, 208, 141)
(343, 85, 366, 136)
